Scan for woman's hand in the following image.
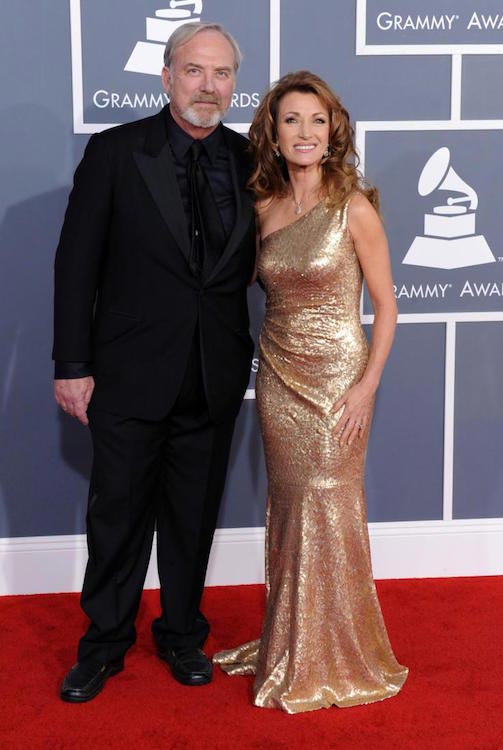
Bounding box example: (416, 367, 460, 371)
(332, 380, 375, 447)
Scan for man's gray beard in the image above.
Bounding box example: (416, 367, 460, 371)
(181, 105, 224, 129)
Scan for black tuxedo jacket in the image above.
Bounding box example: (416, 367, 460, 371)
(53, 106, 256, 422)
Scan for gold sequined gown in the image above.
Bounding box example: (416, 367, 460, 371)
(214, 198, 408, 713)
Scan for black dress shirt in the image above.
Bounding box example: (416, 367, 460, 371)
(165, 107, 236, 240)
(55, 108, 236, 379)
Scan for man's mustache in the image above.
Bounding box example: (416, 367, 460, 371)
(191, 94, 221, 105)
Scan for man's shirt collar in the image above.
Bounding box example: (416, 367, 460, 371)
(165, 106, 224, 165)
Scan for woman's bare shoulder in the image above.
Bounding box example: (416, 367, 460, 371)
(347, 192, 382, 231)
(256, 197, 282, 238)
(347, 191, 374, 216)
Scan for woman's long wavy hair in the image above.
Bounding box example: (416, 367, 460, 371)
(248, 71, 379, 213)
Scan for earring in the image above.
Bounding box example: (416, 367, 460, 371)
(323, 144, 331, 159)
(272, 143, 281, 158)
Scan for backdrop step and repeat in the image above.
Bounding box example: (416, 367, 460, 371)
(1, 1, 502, 594)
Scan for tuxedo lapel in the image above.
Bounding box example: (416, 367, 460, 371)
(134, 110, 253, 281)
(133, 110, 191, 265)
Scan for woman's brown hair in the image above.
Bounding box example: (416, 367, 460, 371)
(248, 70, 379, 213)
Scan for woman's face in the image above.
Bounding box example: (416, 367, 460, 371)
(275, 91, 330, 170)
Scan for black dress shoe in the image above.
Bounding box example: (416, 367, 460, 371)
(157, 647, 212, 686)
(60, 660, 124, 703)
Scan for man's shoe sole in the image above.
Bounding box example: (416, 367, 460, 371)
(169, 669, 212, 686)
(60, 662, 124, 703)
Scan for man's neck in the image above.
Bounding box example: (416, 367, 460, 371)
(169, 104, 219, 141)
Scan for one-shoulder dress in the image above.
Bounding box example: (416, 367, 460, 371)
(214, 198, 408, 713)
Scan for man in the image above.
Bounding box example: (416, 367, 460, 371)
(53, 23, 255, 702)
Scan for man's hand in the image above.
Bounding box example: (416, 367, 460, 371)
(54, 377, 95, 426)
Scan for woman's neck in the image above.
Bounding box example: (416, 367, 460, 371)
(287, 165, 323, 200)
(286, 165, 324, 214)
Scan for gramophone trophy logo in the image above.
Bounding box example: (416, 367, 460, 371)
(125, 2, 203, 76)
(403, 147, 495, 270)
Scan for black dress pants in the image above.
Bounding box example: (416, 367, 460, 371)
(77, 341, 235, 665)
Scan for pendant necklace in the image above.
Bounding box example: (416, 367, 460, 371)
(290, 187, 304, 216)
(290, 185, 320, 216)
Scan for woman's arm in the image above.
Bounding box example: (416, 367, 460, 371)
(333, 193, 398, 446)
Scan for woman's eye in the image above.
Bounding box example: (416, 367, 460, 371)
(285, 117, 296, 124)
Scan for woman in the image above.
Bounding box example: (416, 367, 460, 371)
(214, 71, 408, 713)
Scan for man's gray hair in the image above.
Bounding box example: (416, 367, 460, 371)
(163, 22, 242, 72)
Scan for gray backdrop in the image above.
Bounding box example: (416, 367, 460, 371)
(1, 0, 502, 540)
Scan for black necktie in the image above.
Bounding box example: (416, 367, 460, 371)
(189, 141, 226, 278)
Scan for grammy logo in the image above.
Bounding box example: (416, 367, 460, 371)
(125, 2, 204, 76)
(403, 147, 495, 270)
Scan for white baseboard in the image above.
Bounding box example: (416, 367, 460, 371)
(1, 520, 502, 596)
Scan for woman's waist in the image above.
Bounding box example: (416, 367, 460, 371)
(264, 300, 360, 321)
(257, 333, 369, 400)
(262, 310, 364, 341)
(259, 322, 368, 362)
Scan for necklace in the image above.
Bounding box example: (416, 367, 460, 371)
(289, 184, 304, 215)
(290, 185, 320, 216)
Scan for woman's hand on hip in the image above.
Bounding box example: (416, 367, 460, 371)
(332, 380, 375, 447)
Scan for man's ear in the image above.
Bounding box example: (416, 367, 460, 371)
(161, 66, 171, 95)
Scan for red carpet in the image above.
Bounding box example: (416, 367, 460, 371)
(0, 577, 502, 749)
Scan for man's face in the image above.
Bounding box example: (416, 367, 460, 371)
(162, 30, 236, 131)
